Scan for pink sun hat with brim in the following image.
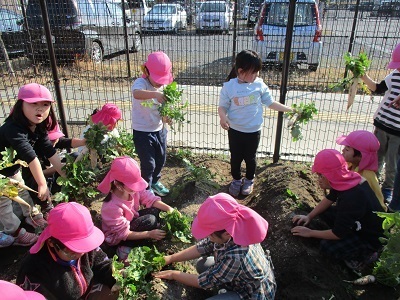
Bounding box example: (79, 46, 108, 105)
(388, 43, 400, 69)
(98, 156, 148, 194)
(48, 123, 65, 141)
(17, 83, 54, 103)
(336, 130, 380, 172)
(191, 193, 269, 246)
(30, 202, 104, 254)
(91, 103, 122, 131)
(312, 149, 362, 191)
(143, 51, 173, 85)
(0, 280, 46, 300)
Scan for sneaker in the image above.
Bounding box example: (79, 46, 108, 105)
(151, 181, 169, 196)
(116, 245, 132, 261)
(344, 252, 378, 272)
(382, 188, 393, 203)
(13, 228, 38, 246)
(229, 179, 242, 197)
(25, 213, 48, 229)
(0, 232, 15, 248)
(241, 178, 254, 196)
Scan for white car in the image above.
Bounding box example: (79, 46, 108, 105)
(253, 0, 323, 71)
(143, 3, 187, 33)
(195, 1, 232, 34)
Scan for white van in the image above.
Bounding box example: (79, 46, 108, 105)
(114, 0, 150, 24)
(253, 0, 322, 71)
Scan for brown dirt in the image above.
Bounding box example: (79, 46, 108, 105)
(1, 154, 399, 299)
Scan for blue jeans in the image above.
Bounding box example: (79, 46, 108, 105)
(389, 158, 400, 211)
(133, 128, 167, 187)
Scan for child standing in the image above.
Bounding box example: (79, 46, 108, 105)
(336, 130, 386, 210)
(154, 193, 276, 300)
(0, 83, 65, 247)
(99, 156, 175, 261)
(361, 42, 400, 203)
(291, 149, 385, 272)
(17, 202, 117, 300)
(131, 51, 173, 196)
(218, 50, 293, 197)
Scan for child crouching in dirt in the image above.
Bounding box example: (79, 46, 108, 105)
(154, 193, 276, 300)
(291, 149, 385, 272)
(336, 130, 386, 210)
(99, 156, 175, 261)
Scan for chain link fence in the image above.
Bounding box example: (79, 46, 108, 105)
(0, 0, 399, 161)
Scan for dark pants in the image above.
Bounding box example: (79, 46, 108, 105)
(133, 128, 167, 187)
(389, 157, 400, 211)
(120, 207, 161, 248)
(228, 128, 261, 180)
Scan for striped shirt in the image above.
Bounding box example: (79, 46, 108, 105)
(196, 238, 277, 300)
(374, 70, 400, 134)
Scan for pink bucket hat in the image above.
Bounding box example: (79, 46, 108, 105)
(91, 103, 122, 131)
(0, 280, 45, 300)
(144, 51, 173, 85)
(191, 193, 269, 246)
(312, 149, 362, 191)
(18, 83, 54, 103)
(336, 130, 380, 172)
(48, 123, 65, 141)
(98, 156, 148, 194)
(388, 43, 400, 69)
(30, 202, 104, 254)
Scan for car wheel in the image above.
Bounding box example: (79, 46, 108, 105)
(131, 32, 142, 53)
(172, 24, 179, 34)
(308, 64, 318, 72)
(90, 41, 103, 63)
(195, 29, 200, 34)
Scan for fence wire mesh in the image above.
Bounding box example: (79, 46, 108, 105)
(0, 0, 399, 161)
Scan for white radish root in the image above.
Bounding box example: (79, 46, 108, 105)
(343, 275, 375, 285)
(347, 78, 361, 111)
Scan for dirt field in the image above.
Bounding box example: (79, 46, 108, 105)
(1, 154, 399, 299)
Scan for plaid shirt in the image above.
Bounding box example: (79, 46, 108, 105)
(196, 238, 276, 300)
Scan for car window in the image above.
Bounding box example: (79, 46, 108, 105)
(0, 9, 22, 32)
(263, 3, 315, 26)
(150, 5, 176, 14)
(201, 3, 226, 13)
(107, 3, 124, 18)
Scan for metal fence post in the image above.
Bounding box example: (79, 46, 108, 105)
(38, 0, 69, 138)
(273, 0, 296, 163)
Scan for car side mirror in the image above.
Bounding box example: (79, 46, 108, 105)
(16, 19, 23, 26)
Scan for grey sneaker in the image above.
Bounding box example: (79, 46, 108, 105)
(242, 178, 254, 196)
(229, 179, 242, 197)
(0, 232, 15, 248)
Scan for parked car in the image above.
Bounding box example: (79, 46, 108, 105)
(0, 8, 26, 59)
(142, 3, 187, 33)
(246, 0, 263, 27)
(253, 0, 322, 71)
(25, 0, 142, 63)
(113, 0, 150, 25)
(348, 1, 375, 11)
(375, 1, 400, 17)
(195, 1, 232, 33)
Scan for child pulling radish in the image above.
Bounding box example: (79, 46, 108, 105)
(0, 83, 65, 247)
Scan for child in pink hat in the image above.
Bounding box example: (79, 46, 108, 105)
(336, 130, 386, 210)
(361, 42, 400, 204)
(131, 51, 174, 197)
(17, 202, 118, 300)
(154, 193, 276, 299)
(0, 83, 66, 248)
(99, 156, 175, 261)
(291, 149, 385, 272)
(0, 280, 45, 300)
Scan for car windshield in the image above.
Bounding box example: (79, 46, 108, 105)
(0, 9, 22, 32)
(200, 3, 226, 12)
(150, 5, 177, 14)
(263, 3, 315, 26)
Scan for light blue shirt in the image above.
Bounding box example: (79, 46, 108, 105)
(219, 77, 274, 133)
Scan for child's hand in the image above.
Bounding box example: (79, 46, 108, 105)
(154, 91, 166, 104)
(153, 270, 179, 280)
(148, 229, 166, 240)
(219, 116, 230, 130)
(390, 94, 400, 109)
(37, 184, 51, 202)
(162, 116, 173, 125)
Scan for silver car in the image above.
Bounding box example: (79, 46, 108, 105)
(143, 4, 187, 34)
